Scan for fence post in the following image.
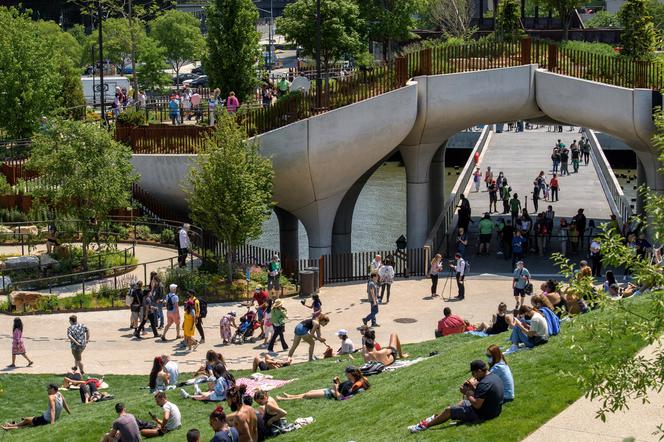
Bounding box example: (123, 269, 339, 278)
(521, 37, 532, 65)
(547, 43, 558, 71)
(420, 48, 432, 76)
(143, 263, 147, 285)
(395, 57, 408, 87)
(636, 60, 646, 88)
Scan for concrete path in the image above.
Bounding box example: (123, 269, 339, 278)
(524, 341, 664, 442)
(458, 127, 613, 275)
(0, 243, 199, 297)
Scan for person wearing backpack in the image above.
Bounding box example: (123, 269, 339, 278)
(448, 252, 467, 300)
(161, 284, 181, 342)
(187, 290, 207, 344)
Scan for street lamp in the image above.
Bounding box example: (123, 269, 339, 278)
(254, 1, 274, 75)
(315, 0, 322, 109)
(97, 0, 106, 123)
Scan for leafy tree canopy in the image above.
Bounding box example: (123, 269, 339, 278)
(358, 0, 417, 61)
(619, 0, 657, 59)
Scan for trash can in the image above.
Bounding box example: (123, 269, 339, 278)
(304, 267, 319, 293)
(299, 270, 315, 297)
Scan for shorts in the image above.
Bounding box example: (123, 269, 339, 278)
(71, 347, 84, 362)
(480, 234, 491, 244)
(294, 323, 309, 336)
(513, 287, 525, 297)
(257, 308, 265, 322)
(449, 400, 480, 423)
(388, 346, 398, 362)
(167, 311, 180, 324)
(207, 392, 225, 402)
(268, 274, 280, 290)
(258, 361, 270, 371)
(323, 388, 336, 400)
(32, 415, 49, 426)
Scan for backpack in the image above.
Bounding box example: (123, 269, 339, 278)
(463, 260, 470, 275)
(166, 293, 174, 311)
(360, 361, 385, 376)
(198, 297, 208, 318)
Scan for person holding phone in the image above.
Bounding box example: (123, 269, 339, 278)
(141, 392, 181, 438)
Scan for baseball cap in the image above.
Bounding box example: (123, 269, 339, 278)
(336, 329, 348, 336)
(470, 360, 487, 372)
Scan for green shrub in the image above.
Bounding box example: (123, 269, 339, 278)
(160, 228, 175, 244)
(0, 208, 27, 223)
(116, 110, 147, 126)
(36, 295, 58, 312)
(135, 225, 152, 240)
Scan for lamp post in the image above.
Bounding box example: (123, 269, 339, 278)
(315, 0, 322, 109)
(254, 2, 274, 76)
(97, 0, 106, 122)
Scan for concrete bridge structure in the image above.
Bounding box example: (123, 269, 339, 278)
(131, 64, 662, 261)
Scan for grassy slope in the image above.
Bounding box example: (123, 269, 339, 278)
(0, 296, 651, 442)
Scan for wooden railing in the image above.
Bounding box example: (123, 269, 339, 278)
(1, 159, 37, 186)
(116, 124, 213, 154)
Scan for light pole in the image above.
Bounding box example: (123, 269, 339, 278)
(97, 0, 106, 122)
(254, 2, 274, 75)
(315, 0, 322, 109)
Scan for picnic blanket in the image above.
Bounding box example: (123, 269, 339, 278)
(383, 357, 430, 372)
(235, 377, 294, 396)
(67, 381, 109, 390)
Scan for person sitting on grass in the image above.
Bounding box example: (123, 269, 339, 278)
(506, 305, 549, 354)
(181, 363, 235, 402)
(2, 384, 71, 430)
(194, 350, 226, 379)
(277, 366, 370, 401)
(254, 389, 288, 437)
(101, 402, 141, 442)
(407, 360, 504, 433)
(476, 302, 511, 335)
(362, 333, 409, 366)
(208, 405, 239, 442)
(486, 345, 514, 402)
(225, 385, 259, 442)
(531, 294, 560, 336)
(436, 307, 466, 337)
(186, 428, 200, 442)
(148, 356, 170, 393)
(141, 392, 181, 438)
(336, 329, 355, 355)
(540, 280, 566, 313)
(252, 354, 292, 372)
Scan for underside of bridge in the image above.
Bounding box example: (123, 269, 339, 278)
(131, 64, 662, 261)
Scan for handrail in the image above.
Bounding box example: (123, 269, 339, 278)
(423, 125, 493, 264)
(584, 129, 633, 223)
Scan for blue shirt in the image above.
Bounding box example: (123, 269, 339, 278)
(166, 292, 179, 313)
(513, 268, 530, 289)
(490, 361, 515, 401)
(512, 236, 526, 254)
(214, 377, 229, 399)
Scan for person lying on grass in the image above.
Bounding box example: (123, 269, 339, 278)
(277, 366, 370, 401)
(252, 354, 293, 372)
(180, 363, 235, 402)
(362, 333, 409, 366)
(2, 384, 71, 430)
(254, 389, 288, 437)
(408, 360, 504, 433)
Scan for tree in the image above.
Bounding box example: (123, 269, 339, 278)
(0, 7, 84, 139)
(28, 119, 137, 269)
(88, 17, 147, 75)
(584, 11, 622, 28)
(495, 0, 524, 42)
(136, 37, 170, 92)
(278, 0, 364, 73)
(151, 10, 206, 89)
(204, 0, 260, 102)
(535, 0, 583, 40)
(649, 0, 664, 34)
(358, 0, 417, 61)
(619, 0, 657, 59)
(186, 113, 274, 279)
(427, 0, 475, 38)
(33, 20, 83, 66)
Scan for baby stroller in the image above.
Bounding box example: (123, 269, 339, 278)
(232, 309, 260, 344)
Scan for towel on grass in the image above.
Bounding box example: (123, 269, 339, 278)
(67, 381, 109, 390)
(236, 377, 294, 396)
(383, 357, 430, 372)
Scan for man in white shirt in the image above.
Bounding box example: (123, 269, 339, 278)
(177, 224, 190, 268)
(448, 253, 466, 300)
(162, 355, 179, 387)
(336, 329, 355, 355)
(507, 305, 549, 353)
(141, 391, 181, 437)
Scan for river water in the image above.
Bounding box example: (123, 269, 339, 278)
(252, 155, 470, 258)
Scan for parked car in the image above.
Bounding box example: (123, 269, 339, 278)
(183, 75, 208, 87)
(191, 66, 205, 75)
(173, 72, 199, 85)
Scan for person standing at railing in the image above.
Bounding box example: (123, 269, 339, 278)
(209, 88, 221, 126)
(177, 224, 190, 268)
(168, 95, 180, 126)
(226, 91, 239, 113)
(457, 194, 472, 232)
(190, 90, 202, 122)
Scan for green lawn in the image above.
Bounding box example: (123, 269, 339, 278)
(0, 296, 652, 442)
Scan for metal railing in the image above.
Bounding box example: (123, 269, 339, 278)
(424, 125, 493, 262)
(584, 129, 633, 223)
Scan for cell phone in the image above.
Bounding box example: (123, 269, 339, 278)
(149, 411, 157, 420)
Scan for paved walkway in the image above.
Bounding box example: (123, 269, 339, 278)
(0, 243, 199, 297)
(459, 127, 613, 275)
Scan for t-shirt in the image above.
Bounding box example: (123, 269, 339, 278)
(367, 280, 379, 303)
(178, 228, 190, 249)
(510, 198, 521, 212)
(211, 427, 239, 442)
(473, 373, 504, 420)
(490, 362, 515, 401)
(512, 237, 526, 254)
(513, 268, 530, 289)
(253, 290, 269, 306)
(339, 338, 355, 354)
(164, 360, 179, 385)
(529, 312, 549, 339)
(437, 314, 465, 336)
(112, 413, 141, 442)
(213, 377, 230, 399)
(479, 219, 493, 235)
(162, 401, 181, 431)
(67, 323, 88, 350)
(166, 293, 179, 313)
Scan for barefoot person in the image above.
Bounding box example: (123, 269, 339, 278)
(2, 384, 71, 430)
(253, 390, 287, 438)
(408, 360, 504, 433)
(277, 366, 369, 401)
(226, 385, 258, 442)
(9, 318, 33, 368)
(252, 354, 292, 372)
(362, 333, 409, 366)
(287, 314, 330, 362)
(67, 315, 89, 375)
(161, 284, 181, 341)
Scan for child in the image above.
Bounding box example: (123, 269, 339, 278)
(301, 293, 322, 318)
(262, 300, 274, 348)
(543, 184, 550, 202)
(219, 311, 237, 345)
(183, 300, 199, 351)
(10, 318, 33, 368)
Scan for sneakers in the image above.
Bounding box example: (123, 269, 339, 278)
(408, 415, 435, 433)
(180, 388, 190, 399)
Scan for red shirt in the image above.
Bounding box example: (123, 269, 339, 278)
(550, 177, 559, 188)
(437, 314, 466, 336)
(253, 290, 268, 306)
